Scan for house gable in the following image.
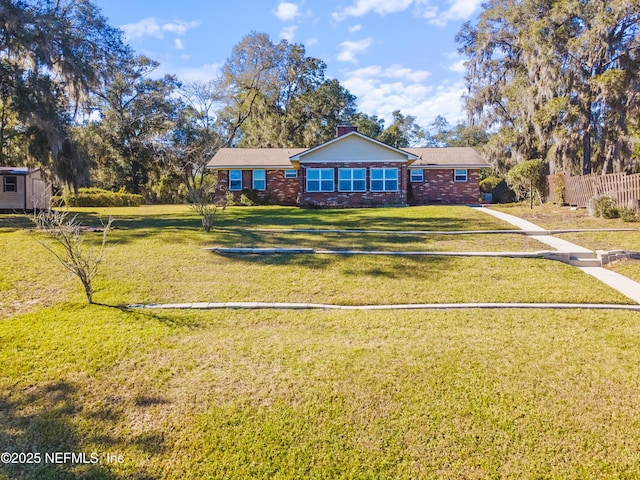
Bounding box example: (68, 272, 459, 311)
(290, 132, 417, 164)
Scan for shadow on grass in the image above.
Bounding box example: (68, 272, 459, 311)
(340, 255, 454, 280)
(0, 382, 157, 480)
(215, 251, 455, 279)
(213, 252, 335, 269)
(59, 205, 506, 231)
(91, 303, 201, 328)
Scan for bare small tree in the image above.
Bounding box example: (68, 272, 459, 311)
(35, 209, 113, 304)
(187, 187, 230, 232)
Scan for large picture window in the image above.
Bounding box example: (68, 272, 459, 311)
(338, 168, 366, 192)
(253, 170, 266, 190)
(3, 176, 17, 192)
(306, 168, 334, 192)
(370, 168, 398, 192)
(229, 170, 242, 191)
(454, 169, 468, 182)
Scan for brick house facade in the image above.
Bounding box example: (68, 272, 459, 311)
(208, 130, 490, 208)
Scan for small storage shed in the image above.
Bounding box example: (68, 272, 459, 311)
(0, 167, 52, 211)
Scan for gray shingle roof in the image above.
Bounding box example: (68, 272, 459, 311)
(207, 145, 490, 169)
(405, 147, 490, 168)
(207, 148, 305, 168)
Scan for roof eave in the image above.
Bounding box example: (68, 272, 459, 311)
(206, 164, 296, 170)
(409, 163, 490, 169)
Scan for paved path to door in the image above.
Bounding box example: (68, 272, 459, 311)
(474, 207, 640, 304)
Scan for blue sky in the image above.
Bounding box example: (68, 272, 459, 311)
(91, 0, 482, 128)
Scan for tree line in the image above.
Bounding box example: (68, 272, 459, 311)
(1, 1, 483, 201)
(4, 0, 638, 203)
(457, 0, 640, 176)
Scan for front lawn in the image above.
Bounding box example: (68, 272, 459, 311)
(1, 204, 639, 479)
(0, 205, 630, 315)
(1, 306, 640, 479)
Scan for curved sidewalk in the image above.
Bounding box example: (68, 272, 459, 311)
(474, 207, 640, 304)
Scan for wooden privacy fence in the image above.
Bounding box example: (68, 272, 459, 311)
(555, 173, 640, 208)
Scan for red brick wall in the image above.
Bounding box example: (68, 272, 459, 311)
(264, 170, 299, 205)
(299, 162, 408, 208)
(214, 166, 480, 207)
(409, 169, 480, 205)
(213, 169, 299, 205)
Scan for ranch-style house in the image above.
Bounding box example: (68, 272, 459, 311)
(207, 126, 490, 208)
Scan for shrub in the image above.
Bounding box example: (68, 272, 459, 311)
(53, 188, 144, 207)
(621, 199, 640, 222)
(239, 193, 256, 206)
(589, 195, 620, 219)
(480, 176, 502, 194)
(621, 208, 640, 222)
(549, 173, 566, 205)
(479, 176, 515, 203)
(506, 159, 546, 208)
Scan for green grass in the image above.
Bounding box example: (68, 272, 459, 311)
(491, 203, 640, 250)
(2, 307, 640, 479)
(0, 206, 630, 312)
(1, 204, 640, 479)
(491, 202, 640, 283)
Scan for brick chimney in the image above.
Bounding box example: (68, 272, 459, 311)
(336, 125, 358, 137)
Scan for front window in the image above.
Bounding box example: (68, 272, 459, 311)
(229, 170, 242, 191)
(454, 169, 468, 182)
(338, 168, 366, 192)
(284, 169, 298, 178)
(3, 176, 17, 192)
(306, 168, 334, 192)
(410, 169, 424, 182)
(370, 168, 398, 192)
(253, 170, 266, 190)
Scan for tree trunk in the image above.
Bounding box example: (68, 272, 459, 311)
(583, 130, 592, 175)
(84, 282, 93, 304)
(529, 178, 533, 209)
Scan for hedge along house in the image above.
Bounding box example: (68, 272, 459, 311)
(0, 167, 52, 212)
(207, 127, 490, 208)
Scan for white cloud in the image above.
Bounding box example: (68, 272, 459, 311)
(280, 25, 298, 42)
(170, 63, 222, 82)
(333, 0, 414, 21)
(121, 18, 163, 39)
(162, 20, 200, 35)
(448, 59, 466, 73)
(446, 51, 466, 73)
(120, 17, 199, 39)
(336, 37, 373, 63)
(174, 38, 184, 50)
(306, 37, 319, 46)
(348, 24, 362, 33)
(342, 65, 466, 128)
(418, 0, 483, 26)
(273, 2, 300, 21)
(332, 0, 481, 25)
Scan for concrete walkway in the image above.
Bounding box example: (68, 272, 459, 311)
(474, 207, 640, 304)
(251, 227, 635, 236)
(129, 302, 640, 312)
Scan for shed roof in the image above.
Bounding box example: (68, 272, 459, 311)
(0, 167, 31, 175)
